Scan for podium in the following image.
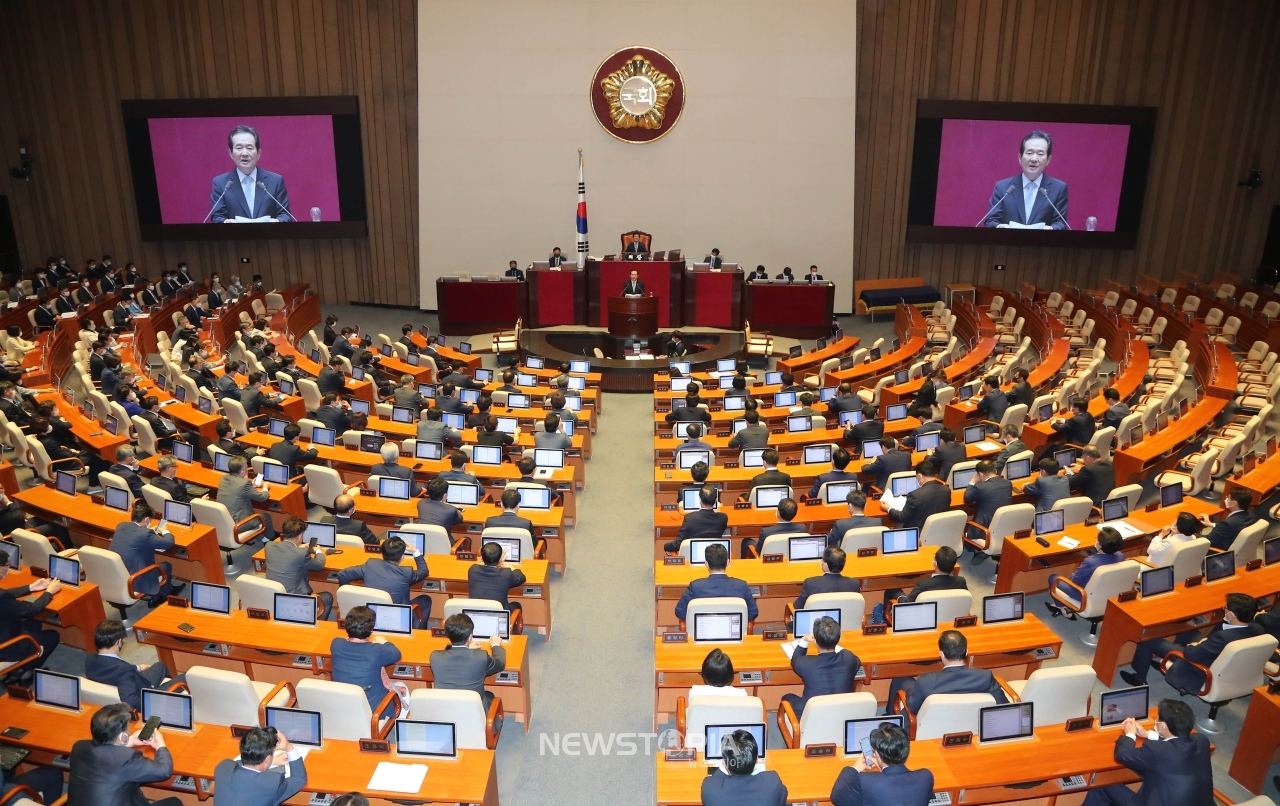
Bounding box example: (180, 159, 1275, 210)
(607, 295, 658, 338)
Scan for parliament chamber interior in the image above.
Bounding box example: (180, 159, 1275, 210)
(0, 1, 1279, 805)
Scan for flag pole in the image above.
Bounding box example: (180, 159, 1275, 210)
(576, 149, 589, 269)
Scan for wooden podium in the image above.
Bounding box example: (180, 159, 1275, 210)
(607, 295, 658, 338)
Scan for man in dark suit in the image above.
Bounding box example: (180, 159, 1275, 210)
(1198, 487, 1259, 551)
(316, 357, 347, 396)
(963, 460, 1013, 536)
(239, 372, 280, 426)
(1053, 396, 1096, 447)
(213, 419, 256, 459)
(86, 620, 181, 710)
(743, 497, 804, 558)
(430, 613, 506, 710)
(927, 428, 967, 484)
(830, 723, 934, 806)
(783, 616, 860, 717)
(728, 410, 770, 451)
(54, 285, 78, 314)
(67, 702, 182, 806)
(750, 448, 791, 491)
(982, 130, 1069, 229)
(265, 517, 332, 619)
(313, 392, 352, 435)
(1081, 699, 1212, 806)
(110, 502, 182, 604)
(0, 382, 31, 428)
(547, 247, 567, 268)
(1069, 445, 1115, 506)
(795, 547, 862, 608)
(908, 369, 945, 418)
(891, 546, 967, 604)
(888, 629, 1008, 714)
(1007, 367, 1034, 409)
(1023, 456, 1071, 512)
(746, 265, 769, 282)
(182, 292, 205, 330)
(504, 260, 525, 281)
(266, 423, 317, 477)
(808, 448, 860, 499)
(624, 234, 648, 255)
(887, 462, 951, 530)
(703, 248, 723, 268)
(845, 404, 885, 451)
(664, 486, 729, 553)
(826, 490, 883, 550)
(666, 395, 711, 427)
(109, 445, 147, 499)
(674, 543, 758, 623)
(470, 540, 527, 614)
(1100, 387, 1130, 431)
(209, 125, 294, 223)
(321, 495, 380, 546)
(622, 268, 646, 295)
(0, 548, 61, 677)
(336, 535, 431, 627)
(862, 437, 911, 491)
(484, 489, 534, 536)
(1121, 593, 1260, 692)
(826, 383, 862, 416)
(330, 329, 356, 361)
(975, 375, 1009, 425)
(417, 479, 465, 533)
(371, 443, 422, 497)
(74, 277, 95, 305)
(804, 265, 824, 283)
(212, 726, 307, 806)
(993, 424, 1027, 474)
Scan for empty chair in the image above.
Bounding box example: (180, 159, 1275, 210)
(839, 526, 885, 555)
(964, 503, 1035, 573)
(303, 465, 351, 510)
(190, 498, 269, 565)
(295, 678, 395, 742)
(793, 592, 866, 630)
(778, 691, 878, 749)
(184, 666, 295, 727)
(336, 584, 394, 619)
(1181, 295, 1201, 314)
(913, 589, 972, 622)
(679, 596, 751, 632)
(408, 688, 503, 749)
(1004, 665, 1096, 727)
(912, 693, 996, 740)
(1154, 447, 1219, 496)
(919, 510, 966, 553)
(80, 676, 124, 707)
(1051, 496, 1095, 527)
(1161, 537, 1212, 583)
(8, 528, 71, 571)
(237, 575, 286, 611)
(677, 695, 766, 750)
(1050, 560, 1141, 646)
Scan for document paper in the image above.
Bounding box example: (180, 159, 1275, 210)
(367, 761, 428, 794)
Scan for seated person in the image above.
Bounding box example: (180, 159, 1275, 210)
(1053, 396, 1096, 447)
(322, 494, 380, 545)
(845, 404, 885, 448)
(1120, 593, 1259, 692)
(792, 392, 820, 418)
(727, 410, 770, 451)
(416, 477, 464, 530)
(888, 629, 1008, 714)
(674, 422, 714, 456)
(885, 461, 950, 530)
(266, 516, 334, 619)
(993, 424, 1027, 473)
(882, 545, 966, 607)
(1044, 526, 1126, 618)
(795, 547, 861, 609)
(266, 423, 318, 477)
(701, 730, 787, 806)
(862, 437, 910, 491)
(808, 448, 859, 499)
(750, 448, 791, 489)
(1022, 456, 1070, 512)
(484, 489, 534, 536)
(666, 392, 710, 425)
(830, 723, 934, 806)
(964, 459, 1013, 539)
(1199, 487, 1258, 551)
(330, 605, 403, 718)
(826, 490, 881, 549)
(975, 375, 1009, 424)
(477, 413, 517, 447)
(67, 702, 179, 806)
(109, 502, 183, 605)
(1081, 699, 1211, 806)
(1069, 445, 1115, 506)
(417, 406, 461, 448)
(370, 444, 422, 497)
(391, 374, 428, 411)
(690, 648, 745, 699)
(335, 536, 431, 628)
(0, 547, 61, 677)
(928, 428, 967, 483)
(663, 485, 728, 554)
(673, 543, 757, 624)
(1146, 511, 1203, 567)
(86, 620, 183, 711)
(469, 540, 526, 615)
(783, 615, 860, 717)
(534, 413, 571, 450)
(743, 497, 800, 559)
(429, 613, 506, 711)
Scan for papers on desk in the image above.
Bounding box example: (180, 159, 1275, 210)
(157, 399, 178, 407)
(533, 467, 554, 479)
(975, 441, 1004, 452)
(998, 222, 1049, 229)
(1056, 537, 1081, 550)
(232, 216, 277, 223)
(1100, 520, 1144, 538)
(781, 640, 843, 659)
(367, 761, 428, 793)
(58, 312, 76, 319)
(880, 490, 907, 512)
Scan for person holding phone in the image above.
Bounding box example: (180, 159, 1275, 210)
(67, 702, 181, 806)
(0, 547, 61, 681)
(830, 723, 933, 806)
(265, 517, 332, 619)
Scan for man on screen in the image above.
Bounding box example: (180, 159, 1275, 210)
(983, 130, 1069, 229)
(210, 125, 294, 223)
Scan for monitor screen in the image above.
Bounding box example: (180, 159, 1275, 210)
(534, 449, 565, 468)
(890, 476, 920, 497)
(378, 477, 410, 502)
(680, 487, 704, 511)
(838, 411, 863, 428)
(1037, 403, 1054, 422)
(268, 417, 289, 437)
(670, 377, 691, 392)
(1101, 496, 1129, 522)
(689, 539, 731, 566)
(1265, 537, 1280, 567)
(885, 403, 908, 421)
(458, 389, 480, 406)
(731, 419, 746, 434)
(380, 344, 393, 357)
(788, 536, 826, 562)
(774, 392, 797, 408)
(957, 384, 975, 401)
(1099, 686, 1149, 727)
(0, 540, 18, 570)
(1140, 566, 1175, 598)
(471, 445, 503, 466)
(265, 706, 323, 747)
(495, 416, 518, 434)
(190, 581, 231, 614)
(764, 371, 783, 386)
(825, 482, 858, 505)
(404, 352, 420, 367)
(197, 396, 214, 415)
(416, 441, 444, 460)
(104, 486, 130, 511)
(175, 385, 188, 402)
(163, 500, 193, 527)
(444, 482, 479, 506)
(55, 470, 77, 496)
(142, 688, 194, 730)
(1005, 458, 1032, 480)
(754, 486, 788, 509)
(49, 555, 80, 587)
(704, 723, 766, 759)
(892, 600, 937, 633)
(740, 449, 766, 468)
(516, 486, 551, 510)
(360, 433, 387, 453)
(103, 415, 118, 436)
(525, 356, 545, 369)
(279, 379, 295, 396)
(463, 608, 510, 639)
(34, 669, 80, 711)
(693, 612, 743, 642)
(716, 358, 736, 372)
(820, 386, 838, 401)
(882, 527, 919, 555)
(963, 424, 986, 444)
(669, 362, 691, 375)
(303, 521, 337, 549)
(861, 440, 884, 459)
(385, 530, 424, 557)
(395, 720, 457, 758)
(507, 394, 531, 409)
(172, 441, 194, 463)
(794, 607, 841, 636)
(950, 468, 978, 489)
(473, 368, 495, 384)
(894, 370, 910, 385)
(567, 376, 585, 391)
(516, 373, 538, 387)
(485, 537, 522, 564)
(261, 462, 289, 484)
(213, 452, 232, 472)
(914, 432, 941, 452)
(1034, 509, 1065, 535)
(1054, 448, 1076, 468)
(350, 398, 371, 416)
(1160, 483, 1183, 507)
(273, 593, 318, 625)
(351, 366, 366, 381)
(787, 415, 812, 433)
(1204, 552, 1235, 582)
(570, 360, 590, 374)
(979, 702, 1035, 743)
(457, 341, 472, 355)
(723, 396, 746, 412)
(677, 450, 711, 470)
(311, 427, 336, 447)
(843, 715, 905, 756)
(804, 445, 832, 464)
(392, 405, 416, 424)
(370, 603, 414, 635)
(982, 592, 1024, 624)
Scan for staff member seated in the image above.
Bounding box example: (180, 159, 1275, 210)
(664, 485, 728, 554)
(750, 448, 791, 489)
(674, 543, 757, 625)
(862, 437, 910, 490)
(469, 541, 527, 615)
(743, 497, 800, 558)
(322, 494, 379, 545)
(1120, 593, 1259, 692)
(212, 725, 308, 806)
(1081, 699, 1211, 806)
(783, 615, 860, 717)
(888, 629, 1008, 714)
(335, 535, 431, 628)
(795, 547, 862, 608)
(1053, 396, 1096, 447)
(1022, 457, 1070, 512)
(701, 730, 787, 806)
(330, 605, 403, 718)
(430, 613, 506, 712)
(623, 234, 648, 256)
(690, 648, 745, 699)
(1044, 526, 1126, 619)
(504, 260, 525, 281)
(728, 410, 769, 450)
(86, 620, 183, 711)
(371, 443, 423, 497)
(830, 723, 934, 806)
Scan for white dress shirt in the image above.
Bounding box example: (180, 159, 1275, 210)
(689, 685, 746, 699)
(1021, 174, 1042, 223)
(239, 168, 258, 217)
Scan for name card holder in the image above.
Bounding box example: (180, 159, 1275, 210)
(662, 632, 688, 643)
(1246, 559, 1263, 571)
(804, 744, 836, 758)
(941, 732, 973, 748)
(1065, 716, 1095, 732)
(167, 596, 189, 608)
(665, 748, 696, 762)
(360, 740, 391, 753)
(762, 554, 784, 564)
(805, 498, 823, 506)
(862, 624, 887, 636)
(456, 551, 476, 561)
(762, 630, 787, 641)
(1184, 575, 1204, 588)
(953, 615, 978, 628)
(734, 502, 752, 510)
(1013, 529, 1032, 540)
(246, 608, 271, 621)
(663, 556, 686, 566)
(230, 724, 254, 738)
(857, 547, 877, 558)
(1117, 590, 1137, 602)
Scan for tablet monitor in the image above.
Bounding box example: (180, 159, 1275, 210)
(471, 445, 503, 466)
(952, 466, 980, 489)
(1037, 403, 1054, 422)
(868, 347, 882, 361)
(156, 374, 167, 390)
(1160, 483, 1184, 508)
(303, 521, 337, 549)
(34, 670, 80, 711)
(49, 555, 80, 587)
(861, 440, 883, 458)
(212, 452, 232, 472)
(570, 360, 590, 374)
(788, 536, 826, 562)
(265, 706, 323, 747)
(773, 392, 797, 409)
(415, 441, 444, 460)
(463, 608, 510, 639)
(473, 368, 494, 384)
(689, 539, 731, 566)
(693, 612, 743, 643)
(1101, 496, 1129, 522)
(308, 426, 335, 447)
(495, 417, 518, 434)
(765, 371, 783, 386)
(839, 410, 863, 427)
(525, 356, 545, 369)
(350, 398, 371, 416)
(1005, 458, 1032, 481)
(891, 600, 937, 633)
(670, 377, 691, 392)
(982, 592, 1024, 624)
(882, 527, 919, 555)
(190, 581, 232, 615)
(395, 720, 457, 759)
(380, 344, 393, 357)
(445, 482, 479, 506)
(1100, 685, 1149, 727)
(360, 433, 387, 454)
(273, 593, 318, 626)
(885, 403, 908, 422)
(457, 341, 472, 355)
(723, 396, 745, 411)
(459, 389, 481, 406)
(378, 477, 411, 500)
(163, 499, 193, 527)
(979, 702, 1034, 744)
(174, 385, 187, 402)
(704, 723, 766, 760)
(55, 470, 77, 496)
(824, 482, 858, 505)
(485, 536, 522, 564)
(268, 418, 289, 437)
(392, 406, 416, 424)
(534, 449, 565, 468)
(957, 384, 975, 401)
(963, 424, 986, 444)
(516, 373, 538, 387)
(404, 353, 421, 367)
(1140, 566, 1175, 598)
(142, 688, 194, 731)
(754, 486, 788, 509)
(310, 348, 321, 363)
(261, 462, 289, 485)
(843, 715, 905, 756)
(172, 441, 194, 464)
(386, 530, 424, 557)
(103, 415, 119, 436)
(1204, 551, 1235, 582)
(1034, 509, 1065, 536)
(894, 370, 910, 385)
(740, 449, 766, 468)
(0, 540, 18, 571)
(890, 476, 920, 497)
(820, 386, 838, 402)
(787, 415, 812, 433)
(679, 487, 704, 511)
(567, 376, 586, 391)
(507, 394, 531, 409)
(669, 362, 691, 375)
(351, 366, 366, 381)
(717, 358, 736, 372)
(793, 607, 840, 636)
(914, 432, 941, 452)
(804, 445, 832, 464)
(516, 486, 552, 510)
(370, 603, 414, 635)
(677, 450, 711, 470)
(104, 486, 130, 512)
(1265, 536, 1280, 567)
(1054, 448, 1077, 468)
(731, 419, 746, 434)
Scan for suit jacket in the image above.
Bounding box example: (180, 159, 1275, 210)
(184, 304, 205, 330)
(964, 476, 1013, 528)
(33, 306, 57, 329)
(1204, 510, 1259, 551)
(67, 741, 174, 806)
(795, 572, 862, 608)
(908, 380, 937, 417)
(330, 637, 402, 711)
(429, 644, 506, 702)
(906, 665, 1008, 714)
(217, 475, 269, 524)
(666, 406, 711, 426)
(319, 513, 380, 546)
(674, 574, 758, 621)
(929, 442, 968, 483)
(889, 480, 951, 530)
(1069, 460, 1116, 506)
(416, 498, 464, 531)
(1108, 733, 1213, 806)
(266, 440, 317, 476)
(417, 420, 461, 447)
(827, 515, 884, 549)
(108, 464, 145, 499)
(728, 424, 770, 450)
(1007, 380, 1034, 409)
(701, 769, 787, 806)
(993, 439, 1026, 473)
(265, 539, 325, 595)
(1054, 411, 1097, 447)
(534, 431, 572, 450)
(752, 468, 792, 489)
(846, 419, 885, 449)
(704, 255, 723, 268)
(977, 389, 1009, 424)
(336, 555, 428, 605)
(983, 174, 1069, 229)
(830, 764, 935, 806)
(56, 295, 79, 314)
(110, 521, 174, 578)
(0, 585, 52, 646)
(1166, 624, 1262, 692)
(547, 253, 566, 267)
(484, 511, 534, 536)
(84, 653, 153, 710)
(331, 338, 354, 360)
(313, 403, 351, 435)
(75, 286, 94, 305)
(212, 756, 307, 806)
(392, 386, 428, 410)
(624, 242, 648, 255)
(0, 398, 30, 428)
(1023, 473, 1071, 512)
(808, 470, 859, 499)
(675, 509, 730, 548)
(316, 366, 346, 396)
(903, 573, 968, 603)
(862, 449, 911, 491)
(791, 648, 861, 712)
(1069, 550, 1125, 588)
(240, 388, 275, 418)
(210, 168, 293, 223)
(370, 462, 422, 496)
(622, 279, 646, 295)
(468, 564, 527, 608)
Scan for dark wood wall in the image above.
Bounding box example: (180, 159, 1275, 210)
(856, 0, 1280, 295)
(0, 0, 417, 306)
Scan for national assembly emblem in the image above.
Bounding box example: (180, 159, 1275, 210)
(590, 47, 685, 144)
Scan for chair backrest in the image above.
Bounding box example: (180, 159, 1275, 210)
(298, 378, 323, 412)
(796, 692, 878, 746)
(1166, 538, 1212, 583)
(914, 590, 972, 622)
(683, 597, 749, 628)
(98, 471, 135, 509)
(186, 666, 264, 726)
(1185, 447, 1219, 494)
(1227, 518, 1269, 564)
(408, 689, 490, 749)
(296, 418, 324, 441)
(945, 460, 978, 489)
(190, 498, 240, 550)
(238, 575, 286, 611)
(303, 465, 346, 509)
(915, 693, 995, 740)
(221, 398, 251, 435)
(748, 485, 792, 508)
(1015, 665, 1096, 726)
(77, 545, 136, 604)
(684, 695, 766, 749)
(336, 584, 394, 618)
(983, 503, 1036, 556)
(80, 676, 123, 707)
(1182, 295, 1201, 313)
(839, 526, 885, 554)
(757, 531, 812, 558)
(1112, 484, 1143, 512)
(441, 597, 505, 621)
(295, 678, 375, 741)
(1204, 308, 1224, 327)
(395, 524, 455, 556)
(24, 435, 54, 481)
(1101, 290, 1119, 308)
(1076, 560, 1141, 618)
(140, 483, 173, 513)
(1088, 427, 1116, 461)
(919, 509, 966, 553)
(131, 415, 159, 456)
(479, 527, 536, 562)
(1051, 496, 1095, 526)
(9, 528, 60, 570)
(1201, 634, 1279, 703)
(803, 592, 866, 629)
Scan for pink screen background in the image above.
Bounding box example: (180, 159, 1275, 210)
(933, 119, 1130, 231)
(148, 115, 340, 224)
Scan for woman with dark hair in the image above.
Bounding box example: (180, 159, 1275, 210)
(689, 648, 745, 700)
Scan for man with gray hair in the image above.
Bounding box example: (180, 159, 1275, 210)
(392, 374, 428, 411)
(151, 455, 192, 503)
(370, 442, 422, 496)
(109, 444, 146, 499)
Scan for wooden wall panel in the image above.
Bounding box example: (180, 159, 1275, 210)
(0, 0, 417, 306)
(856, 0, 1280, 299)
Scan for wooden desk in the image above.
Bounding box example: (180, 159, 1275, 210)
(134, 604, 532, 729)
(1228, 685, 1280, 794)
(1092, 564, 1280, 684)
(774, 336, 860, 376)
(14, 484, 226, 585)
(1224, 449, 1280, 507)
(35, 391, 129, 461)
(274, 339, 376, 405)
(3, 567, 106, 651)
(136, 454, 307, 520)
(650, 418, 929, 462)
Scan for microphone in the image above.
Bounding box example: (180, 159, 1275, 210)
(1040, 187, 1071, 230)
(255, 181, 295, 222)
(975, 184, 1015, 227)
(202, 179, 234, 224)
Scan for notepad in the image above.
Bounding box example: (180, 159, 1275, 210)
(1100, 521, 1143, 538)
(975, 441, 1004, 452)
(367, 761, 428, 793)
(1056, 537, 1081, 550)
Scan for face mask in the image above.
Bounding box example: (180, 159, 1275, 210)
(148, 285, 154, 291)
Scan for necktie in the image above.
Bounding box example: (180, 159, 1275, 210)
(1024, 180, 1036, 223)
(243, 175, 255, 216)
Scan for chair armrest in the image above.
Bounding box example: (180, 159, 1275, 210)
(745, 544, 760, 560)
(963, 521, 990, 551)
(777, 700, 800, 749)
(994, 674, 1020, 703)
(372, 689, 400, 740)
(450, 537, 470, 554)
(289, 472, 307, 484)
(257, 680, 297, 724)
(49, 456, 86, 473)
(0, 634, 41, 669)
(164, 679, 189, 693)
(1158, 650, 1213, 697)
(784, 601, 795, 625)
(0, 785, 42, 806)
(485, 694, 504, 749)
(234, 513, 269, 544)
(895, 690, 917, 739)
(534, 539, 547, 560)
(676, 696, 687, 740)
(127, 563, 171, 600)
(1049, 577, 1088, 612)
(46, 534, 67, 552)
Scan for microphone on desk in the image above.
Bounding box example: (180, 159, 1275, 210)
(256, 181, 295, 222)
(202, 179, 234, 224)
(975, 184, 1015, 227)
(1040, 188, 1071, 230)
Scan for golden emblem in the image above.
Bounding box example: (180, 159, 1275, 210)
(599, 54, 675, 130)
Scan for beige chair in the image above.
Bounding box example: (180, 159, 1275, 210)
(677, 695, 765, 749)
(916, 511, 966, 555)
(678, 597, 751, 634)
(945, 460, 978, 490)
(98, 471, 135, 510)
(743, 322, 773, 359)
(336, 584, 394, 619)
(303, 465, 349, 510)
(408, 688, 502, 749)
(440, 597, 520, 635)
(183, 666, 295, 727)
(778, 692, 877, 749)
(914, 589, 972, 622)
(839, 526, 885, 555)
(1158, 538, 1212, 583)
(1163, 633, 1278, 733)
(1003, 665, 1095, 727)
(1050, 560, 1141, 646)
(755, 531, 813, 559)
(78, 545, 166, 621)
(786, 591, 866, 631)
(8, 528, 73, 571)
(295, 678, 396, 742)
(237, 575, 286, 611)
(297, 377, 323, 414)
(910, 693, 996, 740)
(1051, 496, 1095, 527)
(803, 357, 840, 389)
(1154, 447, 1219, 496)
(492, 318, 522, 356)
(131, 415, 160, 456)
(26, 434, 85, 483)
(140, 483, 173, 513)
(964, 503, 1035, 574)
(190, 498, 269, 566)
(80, 676, 124, 707)
(1216, 518, 1268, 565)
